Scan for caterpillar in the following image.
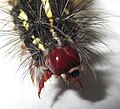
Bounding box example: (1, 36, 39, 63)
(0, 0, 105, 97)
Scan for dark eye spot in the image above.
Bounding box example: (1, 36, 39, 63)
(67, 70, 80, 78)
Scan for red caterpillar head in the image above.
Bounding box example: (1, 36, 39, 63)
(45, 45, 80, 77)
(38, 44, 82, 96)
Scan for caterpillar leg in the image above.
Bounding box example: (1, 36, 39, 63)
(38, 70, 53, 97)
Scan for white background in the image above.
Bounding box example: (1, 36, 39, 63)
(0, 0, 120, 109)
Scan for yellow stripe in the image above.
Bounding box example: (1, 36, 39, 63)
(18, 10, 28, 21)
(41, 0, 55, 36)
(38, 43, 45, 51)
(41, 0, 52, 18)
(41, 0, 62, 44)
(31, 35, 45, 51)
(18, 10, 29, 30)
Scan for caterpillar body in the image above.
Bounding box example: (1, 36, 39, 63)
(1, 0, 104, 97)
